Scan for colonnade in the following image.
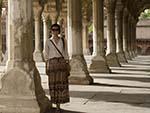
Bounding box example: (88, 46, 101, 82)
(0, 0, 138, 113)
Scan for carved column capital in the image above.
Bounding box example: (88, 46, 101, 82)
(60, 11, 67, 20)
(33, 2, 42, 21)
(49, 11, 58, 22)
(60, 1, 67, 19)
(42, 12, 49, 22)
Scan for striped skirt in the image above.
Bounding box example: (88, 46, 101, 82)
(48, 70, 70, 104)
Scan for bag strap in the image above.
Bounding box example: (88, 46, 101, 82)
(50, 39, 64, 58)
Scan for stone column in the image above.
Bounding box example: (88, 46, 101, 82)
(89, 0, 110, 73)
(115, 5, 127, 63)
(0, 0, 50, 113)
(133, 19, 138, 56)
(0, 13, 2, 62)
(123, 8, 132, 60)
(33, 2, 43, 62)
(82, 15, 90, 55)
(0, 4, 2, 87)
(128, 15, 133, 59)
(1, 8, 8, 64)
(60, 15, 67, 39)
(0, 2, 3, 62)
(42, 12, 49, 57)
(60, 0, 68, 39)
(105, 0, 120, 67)
(68, 0, 93, 84)
(130, 17, 136, 57)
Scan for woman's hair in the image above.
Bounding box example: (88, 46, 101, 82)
(51, 23, 61, 34)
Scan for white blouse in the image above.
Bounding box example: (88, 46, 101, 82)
(44, 37, 69, 61)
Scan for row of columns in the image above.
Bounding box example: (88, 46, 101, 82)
(0, 0, 93, 113)
(0, 0, 138, 82)
(0, 0, 138, 113)
(0, 0, 138, 84)
(0, 0, 50, 113)
(84, 0, 137, 73)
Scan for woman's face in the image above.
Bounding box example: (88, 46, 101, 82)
(51, 26, 59, 36)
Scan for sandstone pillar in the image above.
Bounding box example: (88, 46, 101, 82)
(0, 3, 3, 62)
(115, 4, 127, 63)
(33, 2, 44, 62)
(82, 15, 90, 55)
(133, 19, 138, 56)
(67, 0, 93, 84)
(60, 0, 68, 39)
(42, 13, 49, 57)
(89, 0, 110, 73)
(1, 8, 8, 64)
(123, 9, 132, 60)
(0, 15, 2, 62)
(0, 1, 50, 113)
(128, 15, 134, 59)
(105, 0, 120, 67)
(130, 17, 136, 57)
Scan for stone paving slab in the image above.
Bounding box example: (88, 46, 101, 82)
(43, 55, 150, 113)
(1, 55, 150, 113)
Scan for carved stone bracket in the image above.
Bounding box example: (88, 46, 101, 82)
(33, 2, 42, 21)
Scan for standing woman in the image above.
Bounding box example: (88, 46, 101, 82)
(44, 23, 70, 112)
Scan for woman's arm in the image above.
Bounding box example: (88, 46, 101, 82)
(44, 39, 49, 61)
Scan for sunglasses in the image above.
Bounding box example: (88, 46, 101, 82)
(51, 28, 59, 31)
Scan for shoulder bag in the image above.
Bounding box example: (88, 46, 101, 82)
(46, 39, 70, 75)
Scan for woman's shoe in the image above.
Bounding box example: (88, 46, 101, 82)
(56, 104, 61, 113)
(56, 108, 61, 113)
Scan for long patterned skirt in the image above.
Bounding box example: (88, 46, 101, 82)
(48, 70, 70, 104)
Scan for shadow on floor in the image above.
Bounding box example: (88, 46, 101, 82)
(111, 71, 150, 75)
(110, 67, 150, 72)
(92, 76, 150, 83)
(92, 82, 150, 89)
(126, 61, 150, 66)
(46, 108, 85, 113)
(69, 90, 150, 108)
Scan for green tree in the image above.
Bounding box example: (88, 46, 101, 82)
(139, 9, 150, 19)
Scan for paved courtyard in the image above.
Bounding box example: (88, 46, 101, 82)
(36, 55, 150, 113)
(0, 55, 150, 113)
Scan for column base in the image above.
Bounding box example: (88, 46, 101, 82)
(89, 55, 110, 73)
(134, 50, 138, 57)
(117, 52, 127, 63)
(131, 51, 136, 58)
(0, 51, 7, 66)
(130, 51, 135, 58)
(33, 50, 44, 62)
(124, 51, 132, 60)
(0, 68, 40, 113)
(69, 55, 93, 85)
(106, 53, 121, 67)
(0, 95, 40, 113)
(0, 67, 50, 113)
(83, 49, 91, 55)
(69, 76, 93, 85)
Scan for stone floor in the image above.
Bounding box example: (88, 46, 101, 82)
(36, 55, 150, 113)
(1, 55, 150, 113)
